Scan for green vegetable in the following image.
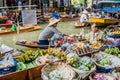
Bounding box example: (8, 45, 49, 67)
(99, 58, 111, 66)
(49, 70, 63, 80)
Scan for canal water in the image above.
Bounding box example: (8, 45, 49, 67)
(0, 21, 91, 51)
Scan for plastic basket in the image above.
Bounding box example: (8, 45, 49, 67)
(95, 62, 112, 73)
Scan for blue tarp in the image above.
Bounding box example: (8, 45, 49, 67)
(102, 8, 120, 13)
(94, 8, 120, 13)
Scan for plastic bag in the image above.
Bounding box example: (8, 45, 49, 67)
(0, 54, 14, 68)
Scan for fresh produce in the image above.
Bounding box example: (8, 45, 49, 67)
(78, 65, 89, 71)
(35, 54, 58, 66)
(49, 70, 63, 80)
(113, 31, 120, 34)
(104, 47, 120, 58)
(47, 48, 67, 61)
(115, 38, 120, 45)
(78, 56, 94, 71)
(99, 58, 111, 66)
(17, 61, 36, 70)
(91, 41, 102, 49)
(18, 50, 47, 63)
(93, 73, 117, 80)
(66, 53, 80, 68)
(95, 52, 120, 69)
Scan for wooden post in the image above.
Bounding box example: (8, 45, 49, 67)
(4, 0, 7, 7)
(29, 0, 31, 9)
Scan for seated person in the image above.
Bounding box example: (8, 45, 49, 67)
(38, 18, 67, 45)
(52, 10, 59, 19)
(68, 12, 73, 18)
(85, 23, 105, 43)
(106, 13, 112, 19)
(100, 12, 106, 18)
(80, 10, 89, 26)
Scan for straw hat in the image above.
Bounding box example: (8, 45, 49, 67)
(48, 18, 61, 26)
(82, 10, 89, 14)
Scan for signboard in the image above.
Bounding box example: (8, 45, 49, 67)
(22, 10, 37, 26)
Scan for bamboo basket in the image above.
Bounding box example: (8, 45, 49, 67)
(41, 61, 80, 80)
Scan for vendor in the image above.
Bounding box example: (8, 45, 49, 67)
(80, 10, 89, 26)
(106, 13, 112, 19)
(85, 23, 105, 43)
(38, 18, 66, 45)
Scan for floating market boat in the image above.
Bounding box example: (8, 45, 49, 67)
(16, 41, 56, 49)
(0, 26, 41, 35)
(89, 17, 120, 27)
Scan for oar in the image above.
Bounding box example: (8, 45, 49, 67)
(17, 19, 20, 34)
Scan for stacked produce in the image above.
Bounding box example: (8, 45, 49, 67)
(67, 53, 94, 70)
(98, 58, 111, 66)
(78, 56, 94, 71)
(49, 70, 63, 80)
(91, 41, 102, 49)
(92, 73, 117, 80)
(18, 50, 47, 62)
(17, 61, 36, 70)
(41, 61, 79, 80)
(66, 53, 80, 68)
(17, 50, 47, 70)
(35, 54, 59, 66)
(17, 49, 67, 71)
(107, 31, 120, 36)
(104, 47, 120, 58)
(66, 53, 95, 79)
(94, 52, 120, 69)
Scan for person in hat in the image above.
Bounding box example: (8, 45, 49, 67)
(38, 18, 67, 45)
(79, 10, 89, 26)
(85, 23, 105, 43)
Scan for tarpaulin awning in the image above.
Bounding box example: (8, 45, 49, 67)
(102, 8, 120, 13)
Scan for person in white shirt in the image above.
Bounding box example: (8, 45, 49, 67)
(18, 0, 22, 11)
(80, 10, 89, 26)
(85, 23, 105, 43)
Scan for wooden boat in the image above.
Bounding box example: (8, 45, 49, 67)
(89, 17, 120, 27)
(0, 26, 42, 35)
(74, 21, 83, 28)
(61, 16, 79, 22)
(0, 24, 12, 28)
(16, 41, 56, 49)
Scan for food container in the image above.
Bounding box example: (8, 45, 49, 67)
(94, 52, 120, 73)
(0, 59, 17, 75)
(41, 61, 80, 80)
(95, 62, 112, 73)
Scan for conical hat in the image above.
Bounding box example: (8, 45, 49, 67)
(82, 10, 89, 14)
(48, 18, 61, 26)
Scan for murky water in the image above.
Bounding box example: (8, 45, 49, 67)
(0, 21, 91, 50)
